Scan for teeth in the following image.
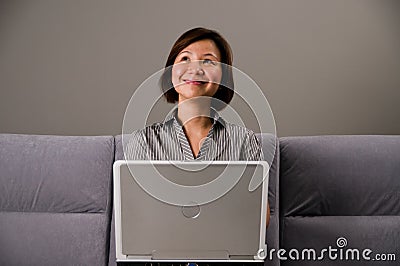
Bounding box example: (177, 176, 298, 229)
(185, 80, 207, 83)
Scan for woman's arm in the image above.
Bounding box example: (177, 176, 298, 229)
(245, 131, 270, 227)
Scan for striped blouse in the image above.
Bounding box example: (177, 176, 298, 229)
(125, 109, 263, 161)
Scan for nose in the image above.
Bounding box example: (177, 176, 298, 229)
(187, 60, 204, 75)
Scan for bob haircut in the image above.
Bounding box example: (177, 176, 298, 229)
(160, 27, 234, 110)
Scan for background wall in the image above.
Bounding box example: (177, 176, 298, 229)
(1, 0, 399, 137)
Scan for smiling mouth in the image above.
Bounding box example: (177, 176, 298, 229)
(183, 80, 209, 85)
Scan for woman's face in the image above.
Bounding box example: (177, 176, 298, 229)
(172, 39, 222, 103)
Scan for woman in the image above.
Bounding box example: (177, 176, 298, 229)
(125, 28, 270, 264)
(127, 27, 263, 162)
(127, 27, 270, 224)
(126, 28, 270, 233)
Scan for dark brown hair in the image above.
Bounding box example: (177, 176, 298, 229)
(160, 27, 234, 110)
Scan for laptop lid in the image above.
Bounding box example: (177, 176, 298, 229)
(113, 160, 269, 263)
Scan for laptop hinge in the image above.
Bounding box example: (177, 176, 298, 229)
(229, 255, 255, 260)
(125, 255, 152, 260)
(152, 250, 229, 260)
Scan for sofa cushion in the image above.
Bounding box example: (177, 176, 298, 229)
(0, 134, 114, 266)
(0, 212, 109, 265)
(279, 136, 400, 266)
(281, 216, 400, 266)
(280, 135, 400, 216)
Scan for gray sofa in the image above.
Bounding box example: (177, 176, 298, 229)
(0, 134, 114, 265)
(0, 134, 399, 266)
(279, 136, 400, 266)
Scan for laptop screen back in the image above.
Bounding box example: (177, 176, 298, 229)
(114, 161, 268, 262)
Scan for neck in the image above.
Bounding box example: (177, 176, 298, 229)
(177, 97, 213, 130)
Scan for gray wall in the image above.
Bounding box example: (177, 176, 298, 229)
(1, 0, 399, 137)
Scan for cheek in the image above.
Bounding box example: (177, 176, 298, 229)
(207, 67, 222, 84)
(171, 65, 186, 87)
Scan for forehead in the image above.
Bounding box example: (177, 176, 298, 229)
(180, 39, 221, 59)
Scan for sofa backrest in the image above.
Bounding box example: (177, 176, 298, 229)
(279, 136, 400, 265)
(4, 133, 398, 265)
(0, 134, 114, 266)
(108, 135, 123, 266)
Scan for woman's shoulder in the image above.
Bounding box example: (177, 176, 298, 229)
(131, 121, 170, 136)
(222, 121, 258, 137)
(126, 122, 168, 148)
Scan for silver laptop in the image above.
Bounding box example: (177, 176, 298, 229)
(113, 160, 269, 263)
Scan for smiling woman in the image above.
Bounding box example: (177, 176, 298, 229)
(126, 27, 262, 162)
(125, 27, 271, 258)
(161, 27, 234, 112)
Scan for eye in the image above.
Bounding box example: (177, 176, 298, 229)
(180, 56, 190, 62)
(203, 59, 216, 65)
